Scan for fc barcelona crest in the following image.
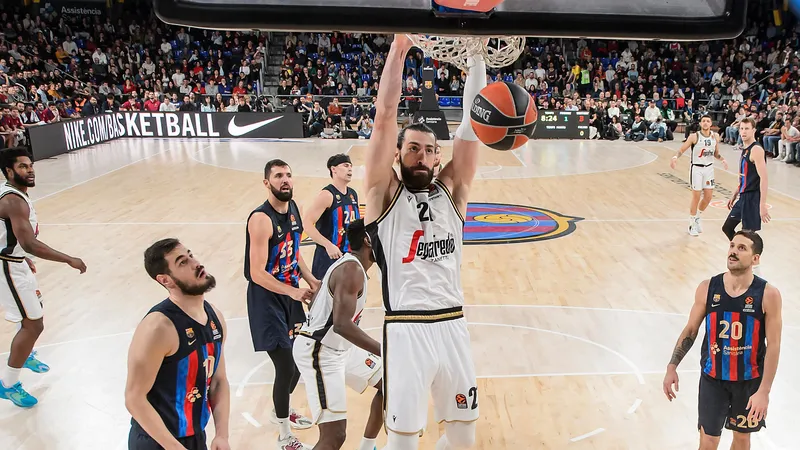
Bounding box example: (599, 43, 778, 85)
(185, 328, 195, 339)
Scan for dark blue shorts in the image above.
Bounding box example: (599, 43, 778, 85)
(129, 422, 207, 450)
(311, 245, 337, 280)
(246, 282, 306, 352)
(728, 191, 762, 231)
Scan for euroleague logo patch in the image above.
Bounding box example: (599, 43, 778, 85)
(455, 393, 468, 409)
(301, 203, 581, 246)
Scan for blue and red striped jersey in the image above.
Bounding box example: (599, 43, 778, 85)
(132, 299, 224, 438)
(700, 273, 767, 381)
(738, 142, 763, 194)
(244, 199, 303, 288)
(315, 185, 360, 253)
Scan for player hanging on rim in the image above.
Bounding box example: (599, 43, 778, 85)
(293, 218, 383, 450)
(0, 147, 86, 408)
(663, 230, 782, 450)
(302, 154, 361, 281)
(670, 114, 728, 236)
(364, 34, 484, 450)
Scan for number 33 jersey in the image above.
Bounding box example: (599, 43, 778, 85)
(700, 273, 767, 381)
(368, 179, 464, 312)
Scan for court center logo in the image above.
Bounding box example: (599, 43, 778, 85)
(464, 203, 582, 244)
(299, 202, 581, 246)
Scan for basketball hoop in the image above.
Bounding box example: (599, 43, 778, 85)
(407, 35, 525, 72)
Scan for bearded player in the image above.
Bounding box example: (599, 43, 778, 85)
(363, 35, 484, 450)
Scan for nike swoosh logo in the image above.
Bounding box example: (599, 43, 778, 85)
(227, 116, 283, 137)
(188, 339, 196, 345)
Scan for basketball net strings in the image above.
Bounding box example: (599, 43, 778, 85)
(456, 55, 487, 142)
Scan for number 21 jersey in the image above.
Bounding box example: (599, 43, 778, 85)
(368, 179, 464, 312)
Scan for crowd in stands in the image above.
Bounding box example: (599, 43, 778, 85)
(1, 0, 800, 164)
(0, 2, 268, 148)
(276, 5, 800, 163)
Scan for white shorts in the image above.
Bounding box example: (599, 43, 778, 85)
(383, 312, 479, 435)
(690, 164, 715, 191)
(0, 259, 41, 322)
(293, 334, 382, 424)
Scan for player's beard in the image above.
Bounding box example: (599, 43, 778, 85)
(399, 161, 434, 190)
(271, 183, 293, 202)
(174, 272, 217, 296)
(13, 171, 34, 187)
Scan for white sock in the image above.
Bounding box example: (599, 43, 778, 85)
(1, 365, 21, 388)
(455, 56, 487, 142)
(358, 437, 377, 450)
(277, 417, 291, 440)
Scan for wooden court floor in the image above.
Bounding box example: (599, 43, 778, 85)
(0, 136, 799, 450)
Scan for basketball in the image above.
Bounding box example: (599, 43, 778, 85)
(470, 82, 538, 151)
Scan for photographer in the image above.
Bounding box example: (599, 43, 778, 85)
(356, 112, 373, 139)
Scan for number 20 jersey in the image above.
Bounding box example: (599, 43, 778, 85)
(700, 273, 767, 381)
(368, 179, 464, 312)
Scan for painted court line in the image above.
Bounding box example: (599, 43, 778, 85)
(241, 412, 262, 428)
(570, 428, 605, 442)
(626, 398, 643, 415)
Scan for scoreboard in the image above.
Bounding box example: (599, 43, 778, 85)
(533, 110, 590, 139)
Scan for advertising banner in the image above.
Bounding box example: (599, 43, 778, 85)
(28, 112, 306, 159)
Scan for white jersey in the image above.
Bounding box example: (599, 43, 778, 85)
(371, 179, 464, 312)
(691, 131, 717, 165)
(299, 253, 368, 351)
(0, 182, 37, 261)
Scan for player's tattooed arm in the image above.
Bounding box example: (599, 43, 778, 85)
(669, 334, 697, 366)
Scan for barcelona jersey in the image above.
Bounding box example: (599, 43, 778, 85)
(700, 274, 767, 381)
(244, 199, 303, 288)
(738, 142, 763, 194)
(316, 185, 360, 253)
(131, 299, 224, 438)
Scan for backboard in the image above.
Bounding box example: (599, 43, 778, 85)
(153, 0, 747, 40)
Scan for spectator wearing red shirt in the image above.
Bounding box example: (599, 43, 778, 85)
(232, 80, 247, 95)
(144, 93, 161, 111)
(121, 93, 143, 111)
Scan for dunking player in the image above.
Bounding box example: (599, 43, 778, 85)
(663, 230, 782, 450)
(723, 118, 771, 242)
(670, 114, 728, 236)
(364, 35, 484, 449)
(126, 239, 230, 450)
(245, 159, 319, 450)
(293, 218, 383, 450)
(302, 154, 361, 280)
(0, 147, 86, 408)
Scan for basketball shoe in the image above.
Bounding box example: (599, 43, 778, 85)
(270, 408, 313, 429)
(276, 434, 309, 450)
(0, 381, 38, 408)
(23, 351, 50, 373)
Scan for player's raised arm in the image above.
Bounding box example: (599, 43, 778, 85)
(663, 279, 709, 401)
(438, 56, 487, 216)
(330, 262, 381, 356)
(364, 34, 412, 223)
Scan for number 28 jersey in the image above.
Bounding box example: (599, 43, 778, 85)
(367, 179, 464, 312)
(700, 273, 767, 381)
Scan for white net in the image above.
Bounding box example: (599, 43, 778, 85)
(407, 35, 525, 72)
